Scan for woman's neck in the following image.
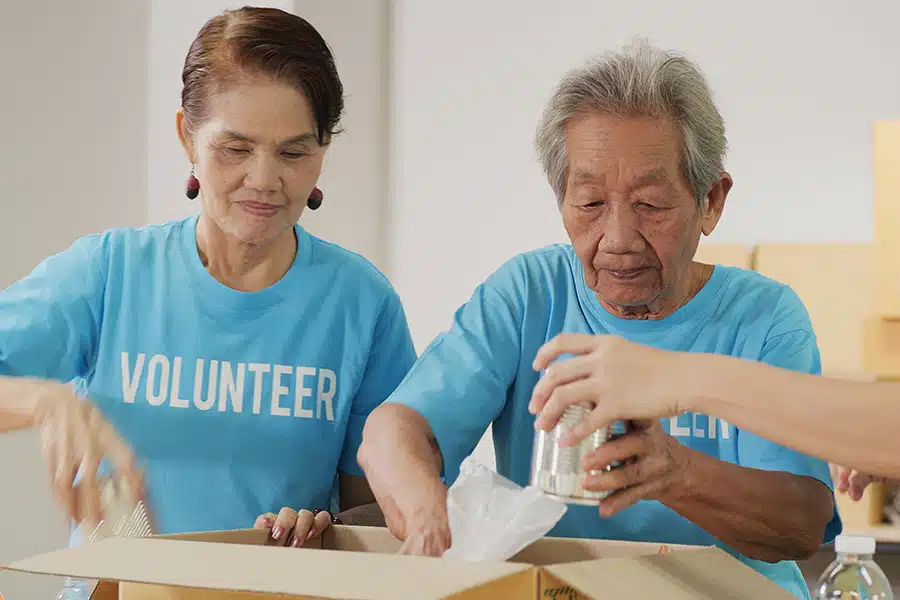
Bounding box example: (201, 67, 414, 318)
(195, 216, 297, 292)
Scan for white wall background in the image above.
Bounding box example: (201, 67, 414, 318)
(3, 0, 900, 595)
(389, 0, 900, 467)
(0, 1, 149, 597)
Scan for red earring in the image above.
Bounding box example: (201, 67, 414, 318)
(307, 187, 323, 210)
(185, 165, 200, 200)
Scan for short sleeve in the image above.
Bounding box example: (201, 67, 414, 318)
(737, 286, 842, 543)
(386, 279, 524, 485)
(339, 292, 417, 475)
(0, 234, 107, 383)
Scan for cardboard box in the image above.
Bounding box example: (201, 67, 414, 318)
(862, 316, 900, 378)
(692, 243, 756, 270)
(755, 243, 874, 378)
(3, 525, 797, 599)
(873, 121, 900, 317)
(835, 481, 887, 529)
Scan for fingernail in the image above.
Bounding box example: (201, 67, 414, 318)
(290, 536, 300, 548)
(306, 529, 316, 540)
(272, 526, 283, 540)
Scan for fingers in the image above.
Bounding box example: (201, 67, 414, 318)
(288, 510, 315, 548)
(581, 432, 647, 472)
(596, 479, 666, 517)
(254, 512, 277, 530)
(77, 438, 104, 528)
(398, 531, 450, 557)
(52, 425, 79, 523)
(532, 334, 602, 371)
(848, 471, 880, 502)
(528, 354, 594, 415)
(558, 402, 619, 449)
(533, 379, 599, 435)
(95, 419, 143, 503)
(583, 456, 651, 494)
(271, 507, 298, 544)
(308, 510, 332, 541)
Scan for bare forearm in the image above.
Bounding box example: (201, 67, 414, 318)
(689, 355, 900, 478)
(0, 376, 41, 433)
(358, 404, 445, 513)
(666, 448, 832, 562)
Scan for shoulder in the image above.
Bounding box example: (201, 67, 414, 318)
(45, 220, 185, 275)
(482, 243, 576, 294)
(305, 231, 400, 305)
(713, 266, 812, 335)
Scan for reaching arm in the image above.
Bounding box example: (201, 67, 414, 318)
(665, 444, 834, 561)
(0, 235, 106, 432)
(691, 356, 900, 479)
(359, 265, 528, 555)
(336, 290, 418, 508)
(358, 404, 447, 542)
(0, 376, 42, 432)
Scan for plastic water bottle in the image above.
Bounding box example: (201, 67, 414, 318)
(56, 577, 92, 600)
(55, 523, 93, 600)
(814, 534, 893, 599)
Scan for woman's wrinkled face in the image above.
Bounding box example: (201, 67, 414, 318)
(178, 76, 325, 246)
(561, 112, 728, 315)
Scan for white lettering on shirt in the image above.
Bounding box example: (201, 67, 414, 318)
(119, 353, 338, 422)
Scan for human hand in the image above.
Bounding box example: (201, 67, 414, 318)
(580, 419, 692, 517)
(830, 464, 883, 502)
(395, 490, 452, 557)
(367, 475, 450, 557)
(529, 334, 690, 445)
(27, 379, 142, 529)
(254, 507, 334, 547)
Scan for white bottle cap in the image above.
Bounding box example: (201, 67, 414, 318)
(835, 535, 876, 555)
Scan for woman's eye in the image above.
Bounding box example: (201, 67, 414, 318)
(225, 147, 249, 155)
(282, 151, 307, 159)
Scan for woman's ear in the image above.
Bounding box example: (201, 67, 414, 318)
(175, 108, 196, 164)
(700, 171, 733, 236)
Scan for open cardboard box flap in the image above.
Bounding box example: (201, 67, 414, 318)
(3, 526, 796, 599)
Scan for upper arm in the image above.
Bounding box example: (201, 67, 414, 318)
(386, 280, 524, 485)
(738, 286, 841, 541)
(0, 235, 106, 382)
(338, 291, 417, 477)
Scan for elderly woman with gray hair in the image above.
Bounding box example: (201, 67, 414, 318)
(358, 41, 838, 598)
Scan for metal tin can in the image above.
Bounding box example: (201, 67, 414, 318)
(529, 403, 612, 505)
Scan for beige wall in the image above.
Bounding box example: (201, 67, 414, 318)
(0, 1, 149, 598)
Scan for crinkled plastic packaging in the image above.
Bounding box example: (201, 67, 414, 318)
(442, 458, 568, 562)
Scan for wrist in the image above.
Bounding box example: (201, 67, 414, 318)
(673, 352, 724, 415)
(663, 442, 702, 505)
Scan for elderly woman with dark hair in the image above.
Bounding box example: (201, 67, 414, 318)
(358, 41, 839, 599)
(0, 6, 415, 549)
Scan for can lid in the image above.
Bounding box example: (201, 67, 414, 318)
(835, 535, 876, 555)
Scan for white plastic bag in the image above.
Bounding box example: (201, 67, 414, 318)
(442, 457, 568, 562)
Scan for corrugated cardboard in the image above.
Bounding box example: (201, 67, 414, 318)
(873, 121, 900, 317)
(3, 525, 797, 599)
(754, 243, 873, 378)
(692, 243, 756, 270)
(863, 316, 900, 378)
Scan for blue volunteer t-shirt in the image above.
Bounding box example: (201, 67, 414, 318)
(388, 244, 839, 600)
(0, 215, 416, 538)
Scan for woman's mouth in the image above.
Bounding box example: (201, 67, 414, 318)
(239, 201, 281, 217)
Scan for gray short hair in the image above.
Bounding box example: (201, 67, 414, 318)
(534, 40, 727, 207)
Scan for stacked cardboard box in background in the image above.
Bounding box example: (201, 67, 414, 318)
(855, 121, 900, 529)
